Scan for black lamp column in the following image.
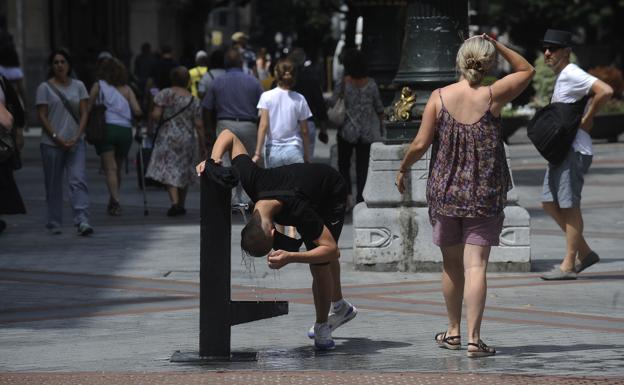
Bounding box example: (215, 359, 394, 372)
(385, 0, 468, 142)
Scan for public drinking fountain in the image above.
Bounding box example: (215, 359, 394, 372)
(171, 169, 288, 362)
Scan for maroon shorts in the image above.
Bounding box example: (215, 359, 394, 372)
(432, 214, 504, 247)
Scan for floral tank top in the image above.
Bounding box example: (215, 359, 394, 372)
(427, 87, 512, 222)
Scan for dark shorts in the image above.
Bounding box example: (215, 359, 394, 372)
(303, 183, 347, 263)
(542, 149, 592, 208)
(432, 213, 505, 247)
(94, 123, 133, 157)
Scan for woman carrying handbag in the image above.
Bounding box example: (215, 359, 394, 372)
(330, 49, 384, 209)
(88, 57, 142, 216)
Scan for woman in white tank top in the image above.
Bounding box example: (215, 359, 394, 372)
(88, 57, 142, 216)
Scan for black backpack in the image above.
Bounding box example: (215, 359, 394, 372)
(526, 96, 588, 165)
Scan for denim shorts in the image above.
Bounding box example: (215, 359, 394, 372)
(265, 144, 304, 168)
(542, 149, 592, 208)
(432, 213, 505, 247)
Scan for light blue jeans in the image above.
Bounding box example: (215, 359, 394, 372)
(265, 143, 304, 167)
(40, 139, 90, 227)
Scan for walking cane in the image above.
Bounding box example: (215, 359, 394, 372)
(137, 126, 149, 216)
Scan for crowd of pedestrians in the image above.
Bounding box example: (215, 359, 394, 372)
(0, 27, 615, 356)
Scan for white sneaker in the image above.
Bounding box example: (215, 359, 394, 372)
(307, 302, 358, 338)
(313, 322, 335, 350)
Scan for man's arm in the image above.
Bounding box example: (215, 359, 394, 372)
(580, 79, 614, 132)
(267, 226, 339, 269)
(202, 108, 216, 150)
(197, 129, 250, 174)
(211, 129, 249, 161)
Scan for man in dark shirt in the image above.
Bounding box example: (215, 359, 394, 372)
(196, 129, 357, 350)
(148, 45, 178, 91)
(201, 47, 263, 154)
(289, 48, 330, 156)
(202, 47, 263, 205)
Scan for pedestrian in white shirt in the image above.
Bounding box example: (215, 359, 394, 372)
(539, 29, 613, 280)
(253, 58, 312, 167)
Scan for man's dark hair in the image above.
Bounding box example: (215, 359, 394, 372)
(209, 49, 225, 69)
(343, 48, 368, 79)
(141, 42, 151, 54)
(224, 47, 243, 69)
(170, 66, 190, 88)
(241, 211, 273, 257)
(0, 41, 20, 67)
(161, 45, 173, 55)
(289, 47, 306, 68)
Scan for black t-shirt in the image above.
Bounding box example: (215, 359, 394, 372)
(232, 155, 346, 243)
(150, 57, 178, 90)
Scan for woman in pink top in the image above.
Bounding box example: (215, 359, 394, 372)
(396, 34, 534, 357)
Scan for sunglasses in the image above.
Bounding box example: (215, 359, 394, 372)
(543, 46, 564, 53)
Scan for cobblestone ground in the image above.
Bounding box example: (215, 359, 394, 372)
(1, 372, 624, 385)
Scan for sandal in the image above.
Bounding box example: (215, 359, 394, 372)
(435, 331, 461, 350)
(466, 339, 496, 358)
(107, 198, 122, 216)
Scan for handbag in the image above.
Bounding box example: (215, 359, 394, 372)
(85, 82, 107, 145)
(327, 81, 346, 127)
(527, 96, 588, 165)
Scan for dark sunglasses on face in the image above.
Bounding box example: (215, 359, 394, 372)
(543, 46, 563, 53)
(53, 60, 67, 65)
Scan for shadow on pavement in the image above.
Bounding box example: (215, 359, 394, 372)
(500, 343, 624, 355)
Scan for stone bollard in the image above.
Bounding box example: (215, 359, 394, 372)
(353, 142, 531, 272)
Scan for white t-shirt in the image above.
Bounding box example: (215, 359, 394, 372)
(257, 87, 312, 147)
(551, 63, 597, 155)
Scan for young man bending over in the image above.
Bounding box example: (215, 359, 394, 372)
(196, 129, 357, 350)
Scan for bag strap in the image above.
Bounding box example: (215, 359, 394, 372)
(153, 95, 195, 142)
(46, 81, 80, 125)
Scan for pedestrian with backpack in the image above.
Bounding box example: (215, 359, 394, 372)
(537, 29, 613, 280)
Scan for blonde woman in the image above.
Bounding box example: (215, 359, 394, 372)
(396, 34, 535, 357)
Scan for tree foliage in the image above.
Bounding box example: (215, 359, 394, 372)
(487, 0, 624, 64)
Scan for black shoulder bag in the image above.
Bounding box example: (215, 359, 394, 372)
(526, 96, 588, 165)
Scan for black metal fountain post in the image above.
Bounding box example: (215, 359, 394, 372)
(172, 172, 288, 362)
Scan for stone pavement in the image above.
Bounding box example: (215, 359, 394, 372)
(0, 128, 623, 384)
